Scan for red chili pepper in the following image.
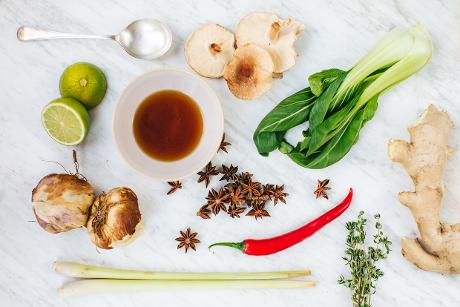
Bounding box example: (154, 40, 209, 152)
(209, 188, 353, 256)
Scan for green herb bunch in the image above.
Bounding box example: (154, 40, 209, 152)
(338, 211, 391, 307)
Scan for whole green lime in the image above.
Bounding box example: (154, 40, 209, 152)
(59, 62, 107, 109)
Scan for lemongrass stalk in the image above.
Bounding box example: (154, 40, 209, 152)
(54, 261, 310, 280)
(59, 279, 316, 298)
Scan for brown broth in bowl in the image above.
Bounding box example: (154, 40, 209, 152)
(133, 90, 203, 162)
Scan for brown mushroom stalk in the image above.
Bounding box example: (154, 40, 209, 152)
(268, 22, 281, 42)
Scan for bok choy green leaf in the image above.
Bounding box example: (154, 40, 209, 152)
(253, 24, 432, 169)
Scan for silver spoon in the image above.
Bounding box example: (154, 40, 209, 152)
(17, 19, 172, 60)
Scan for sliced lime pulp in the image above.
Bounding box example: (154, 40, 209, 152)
(41, 98, 90, 145)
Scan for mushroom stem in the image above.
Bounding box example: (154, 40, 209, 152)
(268, 22, 281, 43)
(185, 24, 235, 78)
(209, 43, 222, 56)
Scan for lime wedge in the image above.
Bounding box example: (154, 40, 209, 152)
(41, 98, 90, 145)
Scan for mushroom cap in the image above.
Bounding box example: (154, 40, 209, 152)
(185, 24, 236, 78)
(223, 43, 274, 100)
(236, 12, 304, 73)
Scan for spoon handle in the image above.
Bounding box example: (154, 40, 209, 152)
(17, 26, 112, 41)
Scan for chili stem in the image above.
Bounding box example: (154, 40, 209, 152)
(208, 242, 245, 252)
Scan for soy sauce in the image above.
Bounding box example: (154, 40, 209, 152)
(133, 90, 203, 162)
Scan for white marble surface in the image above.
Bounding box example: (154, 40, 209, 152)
(1, 0, 460, 306)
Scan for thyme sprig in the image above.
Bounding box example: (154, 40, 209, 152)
(338, 211, 391, 307)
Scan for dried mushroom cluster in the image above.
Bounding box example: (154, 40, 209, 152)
(196, 162, 288, 220)
(185, 12, 303, 100)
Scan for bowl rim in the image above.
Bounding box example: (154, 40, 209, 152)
(112, 67, 224, 181)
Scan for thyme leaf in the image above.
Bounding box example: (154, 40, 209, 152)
(338, 211, 391, 307)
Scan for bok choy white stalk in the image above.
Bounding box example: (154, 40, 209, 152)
(253, 24, 432, 169)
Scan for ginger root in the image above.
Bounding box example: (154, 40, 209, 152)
(388, 104, 460, 273)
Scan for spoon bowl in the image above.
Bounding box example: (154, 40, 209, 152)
(116, 19, 172, 60)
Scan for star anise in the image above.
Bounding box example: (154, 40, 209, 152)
(196, 163, 289, 221)
(272, 185, 288, 205)
(252, 188, 271, 203)
(314, 179, 331, 199)
(196, 204, 211, 219)
(241, 178, 261, 199)
(206, 188, 229, 215)
(166, 181, 182, 195)
(246, 202, 270, 220)
(261, 184, 275, 201)
(227, 204, 245, 218)
(175, 227, 200, 253)
(224, 182, 237, 191)
(197, 162, 219, 188)
(219, 133, 231, 153)
(220, 164, 238, 182)
(236, 171, 253, 184)
(226, 184, 245, 206)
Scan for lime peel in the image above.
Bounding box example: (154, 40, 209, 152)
(59, 62, 107, 109)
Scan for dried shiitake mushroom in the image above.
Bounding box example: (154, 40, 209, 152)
(184, 13, 303, 100)
(185, 24, 236, 78)
(223, 44, 274, 100)
(236, 12, 303, 73)
(87, 187, 142, 249)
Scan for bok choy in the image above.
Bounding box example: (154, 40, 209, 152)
(253, 24, 432, 169)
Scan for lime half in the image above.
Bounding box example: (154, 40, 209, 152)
(41, 98, 90, 145)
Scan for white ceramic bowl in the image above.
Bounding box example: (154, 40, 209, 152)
(113, 69, 223, 181)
